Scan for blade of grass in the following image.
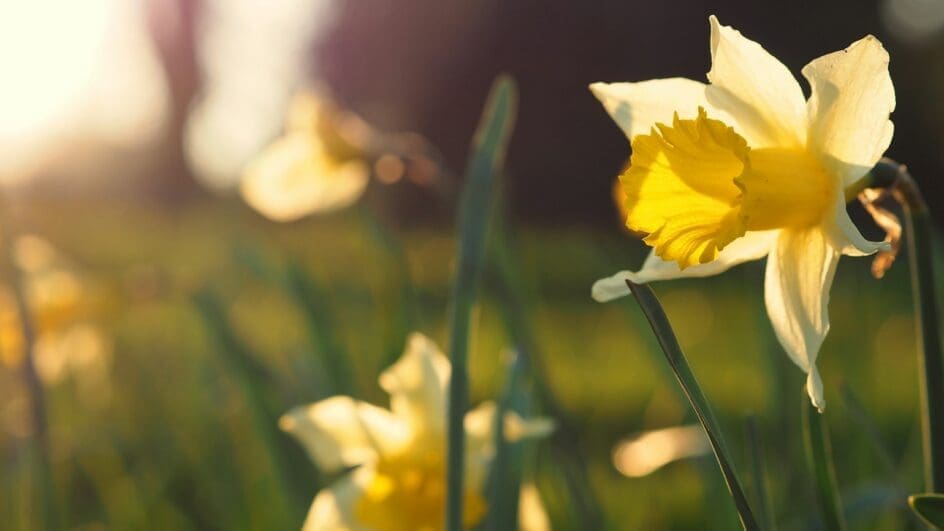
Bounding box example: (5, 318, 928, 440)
(909, 493, 944, 528)
(489, 220, 605, 529)
(625, 280, 759, 531)
(485, 350, 527, 531)
(802, 397, 847, 531)
(902, 186, 944, 493)
(192, 290, 309, 527)
(445, 75, 517, 531)
(868, 159, 944, 492)
(282, 261, 354, 396)
(2, 238, 59, 531)
(745, 416, 775, 531)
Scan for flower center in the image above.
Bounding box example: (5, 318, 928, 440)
(619, 108, 835, 269)
(354, 452, 487, 531)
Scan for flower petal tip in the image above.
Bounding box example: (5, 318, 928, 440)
(591, 273, 635, 302)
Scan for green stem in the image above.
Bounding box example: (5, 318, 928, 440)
(864, 159, 944, 494)
(2, 232, 59, 531)
(444, 76, 517, 531)
(626, 280, 759, 531)
(802, 397, 847, 530)
(745, 416, 775, 531)
(489, 226, 605, 529)
(193, 291, 309, 526)
(903, 184, 944, 493)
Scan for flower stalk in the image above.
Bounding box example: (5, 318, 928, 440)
(0, 220, 59, 530)
(860, 158, 944, 493)
(445, 76, 517, 531)
(868, 159, 944, 493)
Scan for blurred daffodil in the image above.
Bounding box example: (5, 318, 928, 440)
(591, 16, 895, 410)
(280, 333, 553, 531)
(241, 90, 371, 222)
(0, 235, 111, 399)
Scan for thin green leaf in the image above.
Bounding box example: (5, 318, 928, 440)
(745, 416, 775, 531)
(868, 159, 944, 492)
(802, 397, 847, 531)
(625, 280, 759, 531)
(192, 290, 310, 526)
(905, 201, 944, 492)
(489, 220, 605, 529)
(484, 351, 527, 531)
(445, 75, 517, 531)
(282, 261, 354, 396)
(909, 493, 944, 529)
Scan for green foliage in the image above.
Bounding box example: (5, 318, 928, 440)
(445, 74, 518, 531)
(802, 398, 847, 531)
(625, 281, 759, 531)
(909, 493, 944, 529)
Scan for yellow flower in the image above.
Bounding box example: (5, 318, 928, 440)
(280, 333, 554, 531)
(241, 90, 370, 222)
(590, 16, 895, 410)
(0, 235, 107, 373)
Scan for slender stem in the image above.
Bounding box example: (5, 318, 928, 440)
(745, 416, 775, 531)
(2, 227, 59, 530)
(865, 158, 944, 493)
(900, 176, 944, 493)
(802, 398, 847, 531)
(444, 77, 516, 531)
(627, 280, 759, 531)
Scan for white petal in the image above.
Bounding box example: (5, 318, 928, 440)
(803, 35, 895, 187)
(464, 401, 498, 493)
(302, 467, 373, 531)
(764, 228, 841, 410)
(279, 396, 409, 473)
(705, 15, 807, 148)
(378, 332, 450, 438)
(589, 78, 717, 141)
(240, 133, 369, 222)
(824, 192, 892, 257)
(592, 230, 777, 302)
(518, 483, 551, 531)
(503, 412, 555, 442)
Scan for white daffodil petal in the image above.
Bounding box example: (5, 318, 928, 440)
(240, 133, 369, 222)
(706, 15, 807, 148)
(764, 228, 840, 411)
(378, 332, 450, 437)
(589, 78, 718, 141)
(803, 35, 895, 187)
(518, 483, 551, 531)
(826, 193, 892, 257)
(464, 401, 498, 493)
(592, 230, 778, 302)
(279, 396, 409, 473)
(302, 466, 373, 531)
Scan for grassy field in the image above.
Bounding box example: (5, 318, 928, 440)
(0, 197, 932, 530)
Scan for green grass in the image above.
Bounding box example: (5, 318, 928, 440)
(0, 197, 934, 530)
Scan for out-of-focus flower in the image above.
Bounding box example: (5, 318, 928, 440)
(241, 91, 371, 222)
(0, 236, 110, 401)
(612, 425, 709, 478)
(185, 0, 342, 189)
(280, 333, 553, 531)
(590, 15, 895, 410)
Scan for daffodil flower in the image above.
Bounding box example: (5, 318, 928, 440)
(590, 16, 895, 410)
(280, 333, 553, 531)
(241, 91, 370, 222)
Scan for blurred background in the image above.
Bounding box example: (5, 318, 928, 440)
(1, 0, 942, 529)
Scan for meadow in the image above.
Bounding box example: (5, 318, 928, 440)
(0, 192, 928, 530)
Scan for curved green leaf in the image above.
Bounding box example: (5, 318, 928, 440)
(910, 493, 944, 529)
(625, 280, 759, 531)
(445, 75, 518, 531)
